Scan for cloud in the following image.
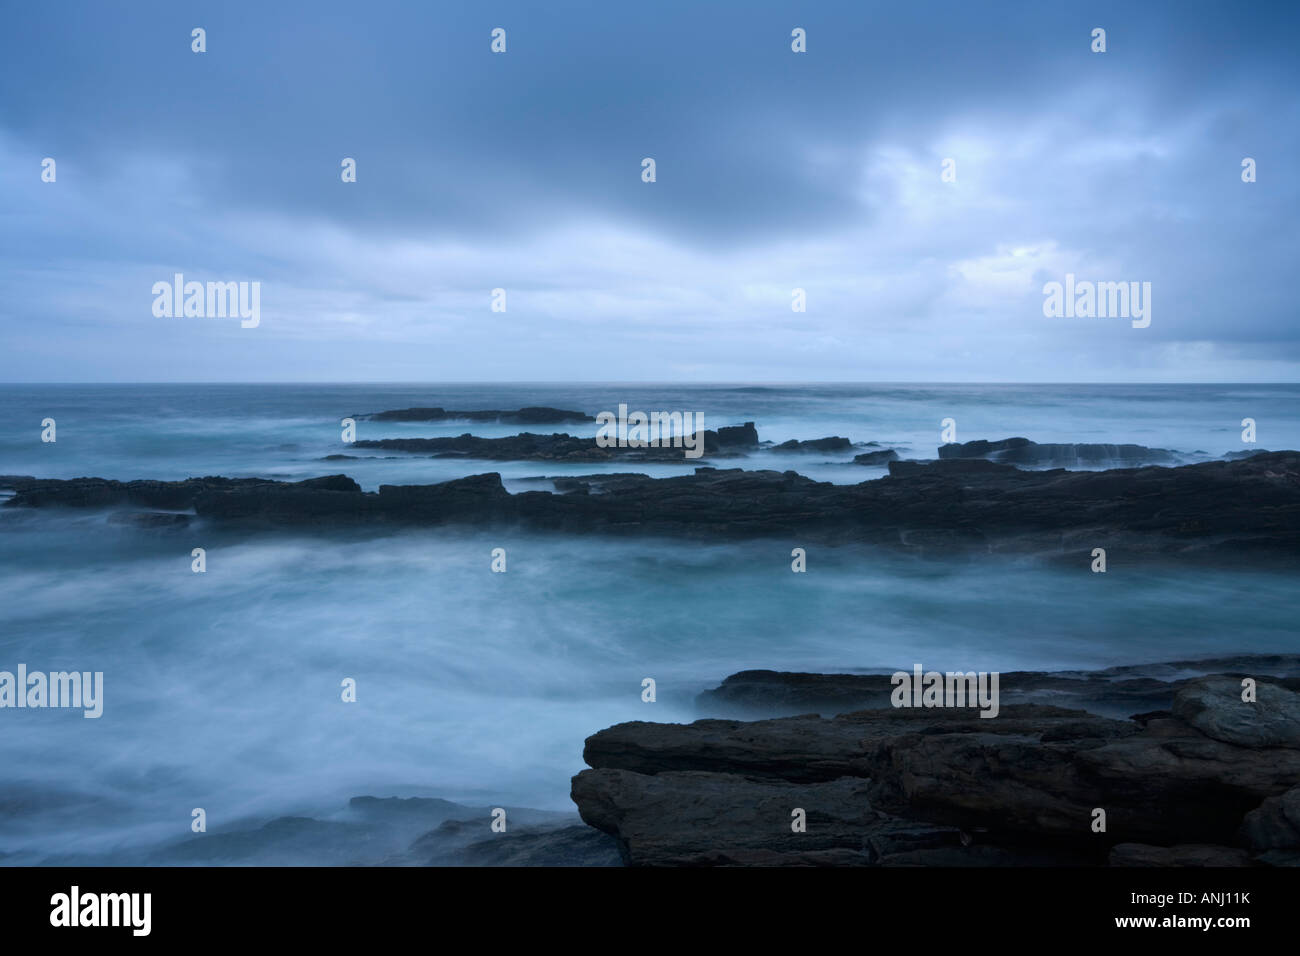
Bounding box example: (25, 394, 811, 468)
(1, 0, 1298, 381)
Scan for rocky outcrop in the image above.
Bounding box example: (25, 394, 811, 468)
(696, 658, 1300, 720)
(0, 475, 359, 510)
(939, 437, 1177, 466)
(358, 406, 595, 424)
(773, 437, 852, 453)
(1240, 785, 1300, 865)
(570, 674, 1300, 866)
(1173, 676, 1300, 747)
(4, 452, 1298, 561)
(854, 449, 899, 465)
(353, 422, 759, 462)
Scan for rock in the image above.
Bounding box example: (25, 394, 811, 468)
(450, 825, 624, 866)
(1223, 449, 1271, 460)
(695, 660, 1300, 721)
(773, 437, 852, 453)
(854, 449, 899, 465)
(1240, 786, 1300, 852)
(1109, 843, 1254, 866)
(7, 452, 1299, 562)
(571, 769, 881, 866)
(939, 437, 1177, 467)
(570, 684, 1300, 865)
(714, 423, 759, 448)
(1172, 677, 1300, 748)
(887, 458, 1020, 477)
(353, 422, 758, 462)
(359, 406, 595, 424)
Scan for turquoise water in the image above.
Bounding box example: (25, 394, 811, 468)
(0, 383, 1296, 863)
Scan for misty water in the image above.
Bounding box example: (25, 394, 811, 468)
(0, 384, 1296, 864)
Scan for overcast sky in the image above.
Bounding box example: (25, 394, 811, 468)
(1, 0, 1296, 382)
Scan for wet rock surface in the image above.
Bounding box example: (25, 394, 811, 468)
(352, 422, 759, 461)
(571, 665, 1300, 866)
(938, 436, 1177, 466)
(5, 452, 1297, 562)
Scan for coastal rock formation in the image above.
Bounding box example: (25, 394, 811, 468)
(696, 658, 1300, 720)
(938, 436, 1176, 466)
(4, 451, 1298, 561)
(353, 422, 759, 462)
(1240, 785, 1300, 865)
(1173, 675, 1300, 747)
(570, 674, 1300, 866)
(357, 406, 594, 424)
(854, 449, 900, 465)
(772, 437, 852, 453)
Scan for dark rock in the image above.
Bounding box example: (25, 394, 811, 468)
(1172, 676, 1300, 748)
(353, 423, 757, 462)
(696, 658, 1300, 721)
(854, 449, 900, 465)
(449, 825, 623, 866)
(570, 769, 883, 866)
(360, 406, 595, 424)
(570, 679, 1300, 865)
(7, 452, 1300, 562)
(939, 437, 1177, 467)
(1223, 449, 1270, 460)
(773, 437, 852, 453)
(1108, 843, 1255, 866)
(1240, 785, 1300, 852)
(887, 458, 1020, 477)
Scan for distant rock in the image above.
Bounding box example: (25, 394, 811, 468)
(939, 436, 1177, 467)
(353, 422, 759, 462)
(773, 437, 852, 453)
(1223, 449, 1271, 460)
(359, 406, 595, 424)
(854, 449, 900, 465)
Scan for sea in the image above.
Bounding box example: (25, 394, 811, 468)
(0, 382, 1296, 863)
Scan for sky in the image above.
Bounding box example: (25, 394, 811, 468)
(1, 0, 1297, 383)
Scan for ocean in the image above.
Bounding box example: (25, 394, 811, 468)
(0, 382, 1296, 864)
